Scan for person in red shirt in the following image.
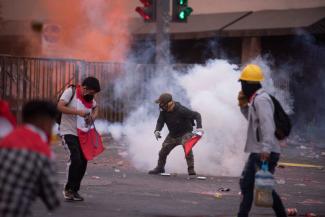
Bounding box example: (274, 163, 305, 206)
(0, 100, 60, 217)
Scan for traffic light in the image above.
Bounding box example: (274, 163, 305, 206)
(172, 0, 193, 22)
(135, 0, 156, 22)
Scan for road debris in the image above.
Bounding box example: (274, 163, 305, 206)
(214, 193, 222, 199)
(277, 179, 286, 184)
(218, 187, 230, 192)
(91, 176, 100, 179)
(300, 199, 324, 205)
(287, 208, 297, 216)
(294, 183, 306, 187)
(197, 176, 207, 180)
(305, 213, 317, 217)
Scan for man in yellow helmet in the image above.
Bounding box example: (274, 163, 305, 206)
(237, 64, 287, 217)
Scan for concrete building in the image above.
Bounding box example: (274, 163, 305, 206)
(1, 0, 325, 139)
(0, 0, 325, 63)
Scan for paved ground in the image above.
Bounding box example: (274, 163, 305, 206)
(33, 137, 325, 217)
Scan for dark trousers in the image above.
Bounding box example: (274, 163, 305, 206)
(238, 153, 287, 217)
(63, 135, 87, 192)
(157, 132, 194, 171)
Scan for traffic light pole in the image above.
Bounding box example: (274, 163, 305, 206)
(155, 0, 170, 65)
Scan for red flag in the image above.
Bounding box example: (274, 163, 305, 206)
(77, 128, 104, 161)
(184, 133, 202, 157)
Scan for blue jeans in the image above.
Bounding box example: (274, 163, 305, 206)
(237, 153, 287, 217)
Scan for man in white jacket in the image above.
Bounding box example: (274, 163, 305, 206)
(237, 64, 287, 217)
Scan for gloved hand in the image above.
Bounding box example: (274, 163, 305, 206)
(238, 91, 248, 108)
(154, 131, 161, 140)
(193, 128, 204, 135)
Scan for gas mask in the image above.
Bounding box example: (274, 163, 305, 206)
(83, 94, 94, 102)
(241, 81, 262, 99)
(160, 101, 174, 112)
(159, 102, 169, 111)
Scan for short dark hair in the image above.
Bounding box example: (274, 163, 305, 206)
(22, 100, 58, 123)
(82, 76, 101, 92)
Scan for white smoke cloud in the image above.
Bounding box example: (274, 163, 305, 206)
(105, 59, 250, 176)
(251, 56, 294, 114)
(95, 57, 294, 176)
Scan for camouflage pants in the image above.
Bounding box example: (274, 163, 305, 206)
(156, 132, 194, 171)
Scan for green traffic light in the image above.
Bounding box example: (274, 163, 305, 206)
(178, 7, 192, 20)
(179, 11, 185, 20)
(179, 0, 187, 5)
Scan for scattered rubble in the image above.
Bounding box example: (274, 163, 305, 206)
(287, 208, 297, 216)
(305, 213, 317, 217)
(277, 179, 286, 184)
(218, 187, 230, 192)
(214, 193, 222, 199)
(91, 176, 100, 179)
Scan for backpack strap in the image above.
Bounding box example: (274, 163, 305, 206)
(251, 93, 258, 111)
(65, 85, 76, 106)
(251, 93, 260, 142)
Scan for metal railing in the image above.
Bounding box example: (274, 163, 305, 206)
(0, 55, 126, 122)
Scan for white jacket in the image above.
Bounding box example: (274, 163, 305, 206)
(241, 89, 281, 154)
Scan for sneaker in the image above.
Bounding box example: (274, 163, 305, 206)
(72, 191, 84, 201)
(148, 167, 165, 174)
(63, 189, 74, 201)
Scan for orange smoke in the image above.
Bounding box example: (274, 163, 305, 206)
(41, 0, 131, 62)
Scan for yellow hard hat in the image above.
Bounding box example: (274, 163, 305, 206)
(239, 64, 264, 82)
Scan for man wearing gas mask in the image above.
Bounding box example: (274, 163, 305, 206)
(57, 76, 101, 201)
(237, 64, 287, 217)
(149, 93, 203, 176)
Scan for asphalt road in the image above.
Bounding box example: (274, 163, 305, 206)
(32, 139, 325, 217)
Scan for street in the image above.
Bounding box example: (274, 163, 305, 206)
(33, 138, 325, 217)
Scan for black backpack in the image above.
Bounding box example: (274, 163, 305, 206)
(253, 94, 292, 140)
(56, 85, 76, 125)
(268, 94, 292, 140)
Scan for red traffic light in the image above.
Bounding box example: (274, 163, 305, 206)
(140, 0, 151, 7)
(135, 0, 156, 22)
(135, 7, 151, 21)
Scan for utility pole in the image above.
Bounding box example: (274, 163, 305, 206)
(155, 0, 170, 65)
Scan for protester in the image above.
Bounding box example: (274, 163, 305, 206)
(0, 100, 60, 217)
(149, 93, 203, 176)
(57, 76, 103, 201)
(237, 64, 287, 217)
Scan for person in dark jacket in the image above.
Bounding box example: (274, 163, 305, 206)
(149, 93, 203, 176)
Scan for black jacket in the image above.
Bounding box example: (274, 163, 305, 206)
(155, 102, 202, 138)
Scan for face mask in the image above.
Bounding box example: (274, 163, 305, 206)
(160, 101, 174, 112)
(160, 103, 168, 111)
(241, 81, 262, 99)
(83, 94, 94, 102)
